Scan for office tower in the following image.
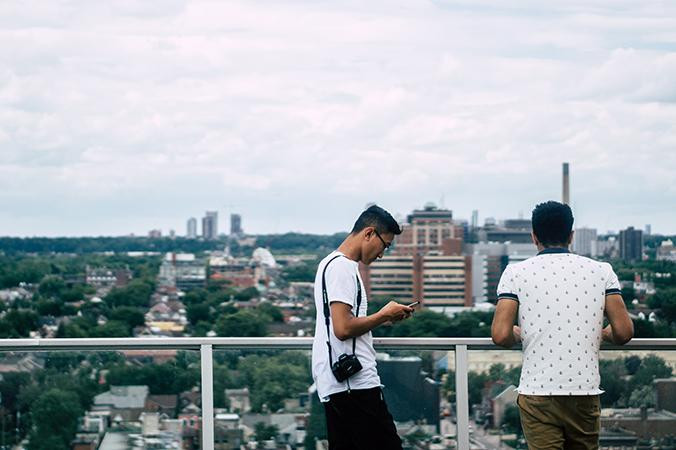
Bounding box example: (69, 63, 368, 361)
(619, 226, 643, 262)
(363, 254, 472, 308)
(187, 218, 197, 239)
(230, 214, 242, 235)
(572, 228, 598, 257)
(471, 210, 479, 230)
(395, 203, 458, 256)
(468, 243, 537, 304)
(202, 211, 218, 240)
(148, 229, 162, 238)
(562, 162, 570, 205)
(645, 224, 652, 236)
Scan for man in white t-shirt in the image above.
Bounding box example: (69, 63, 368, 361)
(492, 201, 634, 450)
(311, 205, 415, 450)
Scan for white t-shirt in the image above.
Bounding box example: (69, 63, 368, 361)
(311, 251, 381, 401)
(497, 248, 622, 396)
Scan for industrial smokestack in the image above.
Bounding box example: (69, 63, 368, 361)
(562, 162, 570, 205)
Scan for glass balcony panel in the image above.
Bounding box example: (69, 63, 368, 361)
(0, 350, 203, 450)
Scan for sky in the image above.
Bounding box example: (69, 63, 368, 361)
(1, 0, 675, 237)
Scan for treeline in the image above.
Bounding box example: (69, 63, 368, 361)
(254, 232, 348, 253)
(0, 233, 349, 255)
(0, 237, 222, 254)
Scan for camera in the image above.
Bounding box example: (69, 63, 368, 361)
(331, 353, 363, 382)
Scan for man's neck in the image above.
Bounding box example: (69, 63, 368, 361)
(337, 234, 361, 263)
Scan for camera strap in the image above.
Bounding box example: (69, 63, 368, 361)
(321, 254, 362, 367)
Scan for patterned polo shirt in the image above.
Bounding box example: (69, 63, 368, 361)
(497, 247, 622, 396)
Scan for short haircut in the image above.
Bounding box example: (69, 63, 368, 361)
(351, 205, 402, 235)
(531, 201, 574, 247)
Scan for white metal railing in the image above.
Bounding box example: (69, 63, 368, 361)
(2, 337, 675, 450)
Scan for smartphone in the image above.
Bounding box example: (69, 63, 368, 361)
(407, 301, 420, 308)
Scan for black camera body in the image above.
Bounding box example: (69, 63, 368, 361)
(331, 353, 363, 382)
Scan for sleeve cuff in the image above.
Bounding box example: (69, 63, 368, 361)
(605, 288, 622, 295)
(497, 293, 519, 302)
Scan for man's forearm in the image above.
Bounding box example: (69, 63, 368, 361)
(335, 312, 387, 340)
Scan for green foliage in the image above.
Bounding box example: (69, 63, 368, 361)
(106, 363, 199, 395)
(235, 286, 260, 302)
(90, 320, 133, 337)
(27, 389, 83, 450)
(215, 310, 269, 337)
(0, 309, 39, 337)
(304, 395, 327, 449)
(257, 302, 284, 322)
(627, 385, 656, 408)
(502, 405, 522, 435)
(281, 262, 316, 282)
(38, 275, 66, 298)
(630, 354, 672, 388)
(254, 232, 347, 253)
(374, 309, 493, 338)
(104, 278, 154, 308)
(648, 287, 676, 324)
(109, 306, 146, 329)
(254, 422, 279, 442)
(238, 352, 311, 412)
(187, 303, 211, 325)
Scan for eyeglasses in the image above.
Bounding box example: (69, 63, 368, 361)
(374, 230, 391, 252)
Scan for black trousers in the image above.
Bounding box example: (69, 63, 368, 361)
(324, 387, 402, 450)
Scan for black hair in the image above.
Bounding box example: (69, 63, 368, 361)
(531, 201, 574, 247)
(351, 205, 402, 235)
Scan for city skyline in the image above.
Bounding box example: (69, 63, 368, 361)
(1, 1, 675, 237)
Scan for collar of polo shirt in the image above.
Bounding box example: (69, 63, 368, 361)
(537, 247, 571, 256)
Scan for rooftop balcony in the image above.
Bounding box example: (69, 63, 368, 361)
(1, 337, 675, 450)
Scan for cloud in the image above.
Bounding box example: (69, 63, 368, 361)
(0, 0, 674, 236)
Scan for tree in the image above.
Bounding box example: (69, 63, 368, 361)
(304, 395, 327, 449)
(599, 359, 628, 407)
(109, 306, 146, 329)
(502, 405, 522, 435)
(215, 310, 269, 337)
(627, 385, 656, 408)
(258, 302, 284, 322)
(38, 275, 66, 298)
(90, 320, 132, 337)
(234, 286, 260, 302)
(648, 288, 676, 324)
(27, 389, 83, 450)
(254, 422, 279, 441)
(187, 303, 211, 326)
(104, 279, 153, 308)
(631, 355, 672, 389)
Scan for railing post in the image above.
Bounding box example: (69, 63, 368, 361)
(455, 344, 470, 450)
(200, 344, 214, 450)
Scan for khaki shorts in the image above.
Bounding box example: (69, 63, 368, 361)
(517, 394, 600, 450)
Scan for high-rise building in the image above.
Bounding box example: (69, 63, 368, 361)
(363, 254, 471, 308)
(471, 210, 479, 230)
(645, 224, 652, 236)
(619, 227, 643, 262)
(572, 228, 598, 257)
(187, 218, 197, 239)
(395, 203, 460, 256)
(230, 214, 242, 236)
(562, 162, 570, 205)
(202, 211, 218, 240)
(148, 229, 162, 238)
(467, 242, 536, 304)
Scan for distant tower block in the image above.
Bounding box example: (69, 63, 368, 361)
(562, 162, 570, 205)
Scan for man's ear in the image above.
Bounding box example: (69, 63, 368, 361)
(531, 232, 539, 247)
(567, 230, 574, 246)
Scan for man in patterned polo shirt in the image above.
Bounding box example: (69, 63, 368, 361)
(491, 201, 634, 450)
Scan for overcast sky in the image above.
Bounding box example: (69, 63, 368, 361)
(1, 0, 675, 237)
